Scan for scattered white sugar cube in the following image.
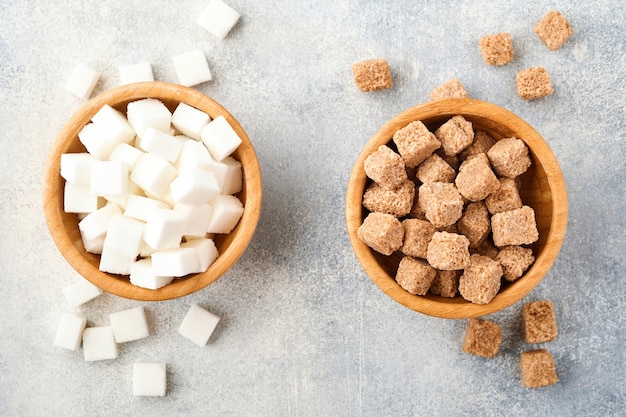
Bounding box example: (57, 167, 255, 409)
(169, 168, 221, 205)
(130, 258, 174, 290)
(119, 62, 154, 85)
(65, 63, 100, 99)
(200, 116, 242, 161)
(219, 157, 243, 195)
(172, 49, 212, 87)
(91, 105, 136, 146)
(54, 313, 87, 351)
(64, 182, 102, 213)
(171, 103, 211, 140)
(139, 127, 183, 163)
(182, 238, 219, 273)
(178, 304, 220, 346)
(82, 326, 118, 361)
(109, 143, 144, 170)
(78, 203, 122, 241)
(207, 194, 244, 234)
(133, 362, 167, 397)
(80, 231, 105, 254)
(151, 247, 200, 277)
(110, 306, 149, 343)
(175, 139, 215, 172)
(99, 247, 135, 275)
(130, 153, 177, 198)
(174, 203, 212, 237)
(197, 0, 241, 41)
(124, 195, 169, 222)
(143, 208, 185, 250)
(77, 123, 114, 160)
(90, 160, 129, 197)
(102, 214, 146, 258)
(127, 98, 172, 138)
(60, 153, 97, 184)
(63, 278, 103, 307)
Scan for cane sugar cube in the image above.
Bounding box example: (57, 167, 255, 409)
(171, 102, 211, 140)
(54, 313, 88, 351)
(170, 168, 221, 205)
(436, 149, 461, 171)
(110, 306, 149, 343)
(181, 238, 219, 273)
(144, 208, 185, 250)
(497, 246, 535, 282)
(133, 362, 167, 396)
(124, 195, 169, 222)
(174, 203, 212, 237)
(82, 326, 118, 361)
(520, 349, 558, 388)
(516, 67, 554, 101)
(364, 145, 408, 189)
(471, 238, 499, 260)
(218, 157, 243, 195)
(198, 0, 241, 41)
(485, 178, 522, 214)
(416, 154, 456, 184)
(127, 98, 172, 138)
(201, 116, 242, 161)
(78, 123, 114, 160)
(152, 247, 199, 277)
(64, 183, 102, 213)
(455, 153, 500, 202)
(109, 143, 144, 170)
(78, 203, 123, 241)
(61, 153, 97, 184)
(138, 127, 183, 163)
(395, 256, 436, 296)
(479, 32, 514, 66)
(429, 269, 461, 298)
(362, 181, 415, 218)
(535, 10, 573, 51)
(173, 49, 213, 87)
(459, 254, 503, 304)
(492, 206, 539, 247)
(130, 258, 174, 290)
(401, 219, 436, 259)
(65, 63, 100, 99)
(427, 231, 470, 271)
(418, 182, 464, 228)
(487, 137, 532, 178)
(102, 214, 145, 258)
(352, 58, 393, 92)
(99, 247, 135, 275)
(430, 78, 469, 101)
(435, 115, 474, 156)
(409, 195, 427, 220)
(459, 130, 496, 161)
(462, 318, 502, 358)
(523, 300, 557, 343)
(119, 62, 154, 85)
(90, 160, 129, 197)
(392, 120, 441, 168)
(130, 153, 177, 197)
(357, 212, 403, 256)
(458, 201, 491, 248)
(206, 195, 244, 234)
(63, 278, 103, 306)
(92, 105, 136, 146)
(81, 232, 105, 254)
(178, 304, 221, 346)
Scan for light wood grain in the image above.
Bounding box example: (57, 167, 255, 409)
(346, 98, 568, 319)
(43, 82, 262, 301)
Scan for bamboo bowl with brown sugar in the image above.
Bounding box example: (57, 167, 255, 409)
(43, 82, 262, 301)
(346, 98, 567, 319)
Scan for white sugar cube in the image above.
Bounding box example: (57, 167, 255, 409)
(65, 63, 100, 99)
(133, 362, 166, 396)
(82, 326, 118, 361)
(172, 49, 212, 87)
(110, 306, 149, 343)
(182, 238, 219, 273)
(207, 194, 244, 234)
(63, 278, 103, 307)
(151, 247, 200, 277)
(197, 0, 241, 41)
(219, 157, 243, 195)
(124, 195, 169, 222)
(77, 123, 114, 160)
(171, 103, 211, 140)
(130, 258, 174, 290)
(102, 214, 145, 258)
(109, 143, 144, 170)
(143, 208, 185, 250)
(60, 153, 97, 184)
(178, 304, 220, 346)
(119, 62, 154, 85)
(175, 139, 215, 172)
(90, 160, 129, 197)
(174, 203, 212, 237)
(99, 248, 135, 275)
(64, 182, 102, 213)
(54, 313, 87, 351)
(170, 168, 220, 205)
(200, 116, 242, 161)
(130, 153, 177, 198)
(78, 203, 122, 241)
(104, 181, 143, 209)
(91, 105, 136, 146)
(80, 231, 105, 254)
(139, 127, 183, 162)
(127, 98, 172, 137)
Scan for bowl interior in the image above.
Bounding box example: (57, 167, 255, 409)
(43, 82, 262, 301)
(346, 99, 567, 318)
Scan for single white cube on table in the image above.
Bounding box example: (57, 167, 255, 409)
(109, 306, 149, 343)
(130, 153, 177, 198)
(171, 102, 211, 140)
(197, 0, 241, 41)
(127, 98, 172, 138)
(119, 62, 154, 85)
(109, 143, 144, 170)
(60, 153, 97, 184)
(82, 326, 118, 361)
(78, 203, 122, 241)
(130, 258, 174, 290)
(90, 160, 129, 197)
(181, 238, 219, 273)
(172, 49, 212, 87)
(170, 168, 221, 206)
(63, 278, 103, 307)
(178, 304, 221, 346)
(143, 208, 185, 251)
(151, 247, 200, 277)
(207, 194, 244, 234)
(64, 182, 103, 213)
(139, 127, 183, 163)
(102, 214, 145, 258)
(200, 116, 242, 161)
(65, 63, 100, 99)
(133, 362, 167, 396)
(91, 104, 136, 146)
(54, 313, 88, 351)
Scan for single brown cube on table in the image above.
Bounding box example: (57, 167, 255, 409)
(523, 300, 558, 343)
(479, 32, 514, 66)
(462, 318, 502, 358)
(534, 10, 573, 51)
(520, 348, 559, 388)
(430, 78, 469, 101)
(352, 58, 393, 92)
(516, 67, 554, 100)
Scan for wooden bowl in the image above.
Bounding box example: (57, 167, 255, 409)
(43, 82, 262, 301)
(346, 98, 567, 319)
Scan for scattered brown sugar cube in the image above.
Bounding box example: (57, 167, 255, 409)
(485, 177, 523, 214)
(362, 180, 415, 217)
(352, 58, 393, 92)
(520, 349, 558, 388)
(535, 10, 573, 51)
(357, 212, 404, 256)
(364, 145, 407, 189)
(459, 130, 496, 161)
(523, 300, 558, 343)
(435, 115, 474, 156)
(395, 256, 437, 295)
(455, 153, 500, 201)
(429, 269, 461, 298)
(487, 137, 532, 178)
(516, 67, 553, 100)
(492, 205, 539, 247)
(418, 182, 464, 227)
(416, 154, 456, 183)
(458, 201, 491, 248)
(392, 121, 442, 168)
(401, 219, 436, 259)
(459, 254, 503, 304)
(429, 78, 469, 101)
(479, 32, 514, 66)
(497, 245, 535, 281)
(426, 231, 470, 271)
(471, 238, 499, 260)
(462, 318, 502, 358)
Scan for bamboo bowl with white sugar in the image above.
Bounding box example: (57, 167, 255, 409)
(43, 82, 262, 301)
(346, 98, 568, 319)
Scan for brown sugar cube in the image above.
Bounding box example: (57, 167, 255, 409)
(352, 59, 393, 92)
(455, 153, 500, 201)
(485, 178, 523, 214)
(435, 115, 474, 156)
(429, 269, 461, 298)
(401, 219, 436, 259)
(459, 130, 496, 161)
(535, 10, 573, 51)
(357, 212, 404, 256)
(364, 145, 407, 189)
(409, 195, 427, 220)
(459, 254, 503, 304)
(462, 318, 502, 358)
(416, 154, 456, 183)
(471, 238, 499, 260)
(437, 223, 459, 234)
(492, 205, 539, 247)
(497, 245, 535, 281)
(395, 256, 437, 296)
(487, 137, 532, 178)
(418, 182, 464, 228)
(479, 32, 514, 66)
(429, 78, 469, 101)
(520, 349, 558, 388)
(426, 231, 470, 271)
(362, 180, 415, 218)
(392, 120, 441, 168)
(436, 148, 460, 171)
(516, 67, 554, 100)
(458, 201, 491, 248)
(523, 300, 558, 343)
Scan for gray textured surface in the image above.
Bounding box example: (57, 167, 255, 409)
(1, 1, 625, 416)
